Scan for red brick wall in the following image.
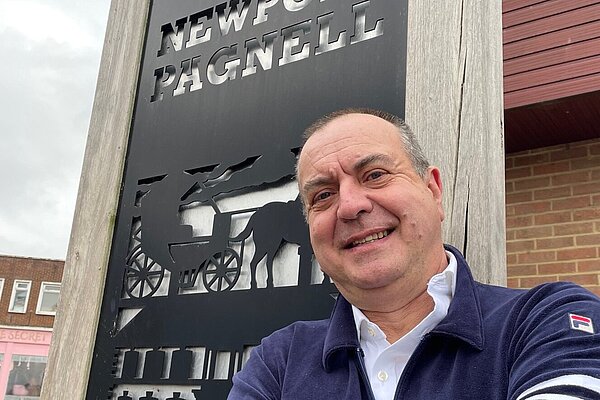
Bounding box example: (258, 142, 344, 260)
(0, 255, 64, 328)
(505, 138, 600, 295)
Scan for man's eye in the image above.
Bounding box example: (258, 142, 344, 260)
(366, 170, 384, 181)
(314, 191, 332, 203)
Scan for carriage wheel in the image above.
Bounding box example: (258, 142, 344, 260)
(202, 248, 241, 292)
(124, 247, 164, 298)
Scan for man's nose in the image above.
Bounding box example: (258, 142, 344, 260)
(336, 181, 373, 220)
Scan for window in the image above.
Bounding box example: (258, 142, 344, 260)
(8, 280, 31, 313)
(0, 278, 4, 300)
(5, 354, 47, 398)
(36, 282, 61, 315)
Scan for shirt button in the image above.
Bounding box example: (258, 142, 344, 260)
(377, 370, 388, 382)
(367, 327, 376, 337)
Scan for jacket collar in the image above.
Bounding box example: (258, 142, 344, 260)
(322, 293, 360, 372)
(432, 245, 484, 350)
(322, 245, 484, 371)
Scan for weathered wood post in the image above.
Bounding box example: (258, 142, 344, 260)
(41, 2, 151, 398)
(406, 2, 505, 284)
(42, 1, 504, 399)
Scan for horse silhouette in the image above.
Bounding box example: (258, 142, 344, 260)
(233, 197, 313, 289)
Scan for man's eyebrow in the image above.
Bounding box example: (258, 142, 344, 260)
(353, 153, 394, 171)
(301, 154, 394, 195)
(301, 176, 334, 197)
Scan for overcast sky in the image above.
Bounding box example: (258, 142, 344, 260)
(0, 0, 110, 260)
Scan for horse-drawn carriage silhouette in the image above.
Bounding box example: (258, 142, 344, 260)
(123, 170, 311, 299)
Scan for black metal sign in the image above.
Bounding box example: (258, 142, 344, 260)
(87, 0, 407, 398)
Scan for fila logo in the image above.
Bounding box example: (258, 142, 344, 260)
(569, 313, 594, 334)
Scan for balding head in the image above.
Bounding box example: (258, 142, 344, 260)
(299, 108, 430, 179)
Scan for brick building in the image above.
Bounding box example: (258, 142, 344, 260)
(0, 255, 63, 399)
(503, 1, 600, 296)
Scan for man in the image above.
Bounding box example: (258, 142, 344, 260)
(229, 109, 600, 399)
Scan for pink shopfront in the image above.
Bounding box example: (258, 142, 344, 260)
(0, 327, 52, 400)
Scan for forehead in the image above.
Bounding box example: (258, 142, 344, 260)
(298, 113, 407, 179)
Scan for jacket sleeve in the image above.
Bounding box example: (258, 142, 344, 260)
(508, 283, 600, 400)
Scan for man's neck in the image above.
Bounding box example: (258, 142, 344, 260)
(361, 289, 435, 343)
(357, 248, 451, 343)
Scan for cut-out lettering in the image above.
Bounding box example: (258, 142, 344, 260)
(186, 10, 213, 48)
(279, 20, 311, 66)
(207, 45, 241, 85)
(253, 0, 279, 25)
(351, 0, 383, 44)
(242, 31, 278, 77)
(151, 65, 176, 102)
(173, 57, 203, 97)
(217, 0, 252, 36)
(157, 18, 187, 56)
(315, 12, 346, 55)
(149, 0, 386, 101)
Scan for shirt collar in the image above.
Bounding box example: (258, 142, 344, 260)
(429, 250, 457, 297)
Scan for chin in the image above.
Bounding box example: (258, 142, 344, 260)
(347, 274, 398, 291)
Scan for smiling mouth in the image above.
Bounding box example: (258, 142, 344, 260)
(349, 229, 392, 248)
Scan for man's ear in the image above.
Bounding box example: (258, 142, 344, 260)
(427, 166, 444, 222)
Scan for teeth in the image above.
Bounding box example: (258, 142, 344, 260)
(352, 230, 389, 247)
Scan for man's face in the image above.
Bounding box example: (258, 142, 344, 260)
(297, 113, 446, 310)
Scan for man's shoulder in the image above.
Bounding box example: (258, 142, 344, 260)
(450, 244, 598, 309)
(472, 279, 600, 332)
(474, 279, 599, 306)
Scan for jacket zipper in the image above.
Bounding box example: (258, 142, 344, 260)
(355, 347, 377, 400)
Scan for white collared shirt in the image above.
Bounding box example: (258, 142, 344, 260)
(351, 251, 457, 400)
